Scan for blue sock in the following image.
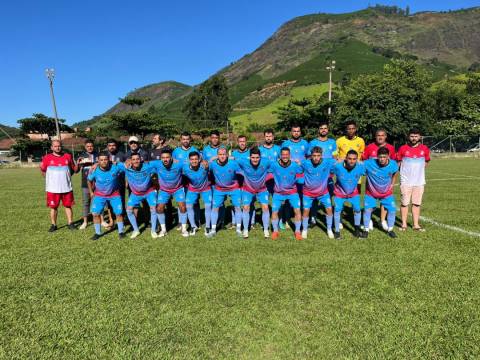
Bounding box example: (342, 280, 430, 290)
(363, 209, 373, 230)
(294, 221, 301, 232)
(187, 205, 196, 228)
(387, 211, 396, 229)
(94, 223, 101, 235)
(117, 221, 124, 234)
(127, 210, 139, 232)
(272, 218, 279, 232)
(302, 217, 309, 231)
(211, 209, 219, 228)
(204, 205, 212, 229)
(326, 214, 333, 231)
(334, 212, 341, 232)
(242, 209, 250, 231)
(234, 207, 242, 227)
(354, 211, 362, 227)
(262, 210, 270, 231)
(179, 211, 187, 225)
(150, 207, 157, 232)
(157, 213, 166, 225)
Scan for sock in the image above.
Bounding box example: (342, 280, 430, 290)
(117, 221, 124, 234)
(234, 207, 242, 228)
(354, 211, 362, 227)
(231, 209, 236, 225)
(157, 213, 166, 225)
(334, 211, 341, 232)
(272, 218, 279, 232)
(211, 209, 219, 228)
(179, 211, 187, 225)
(387, 211, 396, 230)
(127, 210, 139, 232)
(242, 209, 250, 231)
(250, 204, 256, 226)
(294, 221, 301, 233)
(204, 204, 212, 229)
(94, 223, 101, 235)
(326, 214, 333, 231)
(302, 217, 309, 231)
(262, 210, 270, 231)
(150, 207, 157, 232)
(363, 209, 373, 231)
(187, 205, 196, 228)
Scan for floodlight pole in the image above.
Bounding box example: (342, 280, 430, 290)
(326, 60, 336, 116)
(45, 68, 61, 141)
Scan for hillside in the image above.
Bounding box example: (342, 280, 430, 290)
(0, 124, 19, 140)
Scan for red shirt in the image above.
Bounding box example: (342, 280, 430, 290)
(40, 153, 75, 193)
(362, 143, 396, 160)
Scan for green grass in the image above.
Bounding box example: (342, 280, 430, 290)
(1, 157, 480, 358)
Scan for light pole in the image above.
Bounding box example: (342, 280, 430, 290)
(45, 68, 61, 140)
(326, 60, 336, 116)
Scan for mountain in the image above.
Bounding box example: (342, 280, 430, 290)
(0, 124, 19, 140)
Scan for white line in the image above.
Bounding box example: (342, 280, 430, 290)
(419, 216, 480, 238)
(427, 177, 477, 182)
(428, 170, 480, 180)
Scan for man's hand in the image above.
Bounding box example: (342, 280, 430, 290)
(89, 163, 98, 173)
(89, 192, 94, 199)
(201, 160, 209, 169)
(124, 159, 132, 168)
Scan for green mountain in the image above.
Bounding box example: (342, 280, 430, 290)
(0, 124, 19, 140)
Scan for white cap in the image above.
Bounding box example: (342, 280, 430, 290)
(128, 136, 139, 143)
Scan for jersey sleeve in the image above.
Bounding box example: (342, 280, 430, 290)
(295, 162, 303, 175)
(116, 162, 126, 173)
(391, 160, 399, 174)
(40, 155, 48, 172)
(87, 169, 96, 182)
(396, 146, 405, 161)
(424, 146, 431, 162)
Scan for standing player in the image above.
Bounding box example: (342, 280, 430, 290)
(173, 132, 199, 164)
(119, 153, 158, 239)
(87, 153, 125, 240)
(259, 129, 281, 162)
(336, 120, 365, 160)
(270, 148, 303, 240)
(106, 138, 127, 224)
(202, 130, 224, 162)
(232, 134, 252, 228)
(40, 140, 78, 232)
(182, 151, 213, 236)
(362, 128, 397, 231)
(397, 128, 430, 232)
(237, 147, 271, 239)
(332, 150, 365, 239)
(301, 147, 336, 239)
(362, 147, 399, 238)
(208, 148, 242, 237)
(76, 139, 98, 230)
(150, 149, 189, 237)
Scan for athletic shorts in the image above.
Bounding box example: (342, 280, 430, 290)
(46, 191, 74, 209)
(364, 195, 396, 212)
(212, 188, 242, 208)
(158, 188, 186, 205)
(400, 185, 424, 206)
(272, 193, 301, 212)
(186, 189, 212, 206)
(242, 190, 269, 206)
(334, 195, 361, 213)
(91, 195, 123, 216)
(127, 191, 157, 208)
(303, 193, 332, 210)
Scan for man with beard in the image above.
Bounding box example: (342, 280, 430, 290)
(76, 139, 98, 230)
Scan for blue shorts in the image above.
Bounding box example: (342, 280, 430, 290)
(91, 195, 123, 216)
(364, 195, 396, 212)
(127, 191, 157, 208)
(242, 190, 269, 206)
(186, 189, 212, 206)
(303, 193, 332, 210)
(212, 188, 242, 208)
(334, 195, 362, 213)
(158, 188, 186, 205)
(272, 193, 301, 212)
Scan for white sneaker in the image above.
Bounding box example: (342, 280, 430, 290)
(327, 229, 334, 239)
(369, 220, 374, 231)
(189, 227, 199, 236)
(264, 230, 270, 238)
(181, 230, 189, 237)
(339, 223, 343, 230)
(310, 217, 316, 225)
(130, 230, 140, 239)
(79, 222, 87, 230)
(176, 224, 182, 231)
(206, 230, 216, 238)
(150, 231, 158, 239)
(101, 221, 110, 228)
(381, 220, 389, 231)
(158, 230, 167, 238)
(301, 230, 308, 239)
(243, 230, 249, 239)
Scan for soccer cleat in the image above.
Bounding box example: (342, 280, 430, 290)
(279, 221, 286, 230)
(68, 223, 76, 231)
(48, 224, 57, 233)
(189, 227, 199, 236)
(79, 222, 87, 230)
(264, 230, 270, 238)
(387, 230, 397, 238)
(354, 226, 363, 238)
(91, 233, 101, 241)
(327, 229, 334, 239)
(360, 231, 369, 239)
(204, 228, 210, 236)
(130, 230, 140, 239)
(181, 230, 189, 237)
(119, 232, 126, 239)
(381, 220, 389, 231)
(339, 223, 343, 230)
(334, 232, 341, 240)
(158, 230, 167, 238)
(369, 220, 374, 231)
(310, 217, 316, 226)
(236, 229, 243, 237)
(243, 230, 249, 239)
(150, 231, 158, 239)
(301, 230, 308, 239)
(206, 230, 216, 238)
(271, 231, 279, 240)
(295, 232, 303, 241)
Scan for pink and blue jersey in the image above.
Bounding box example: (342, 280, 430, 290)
(232, 149, 250, 162)
(364, 159, 398, 198)
(332, 162, 366, 198)
(237, 159, 271, 194)
(210, 160, 241, 191)
(259, 144, 281, 162)
(150, 160, 183, 193)
(270, 161, 303, 195)
(308, 138, 337, 159)
(173, 146, 200, 164)
(301, 158, 335, 197)
(202, 144, 225, 162)
(87, 164, 122, 197)
(281, 139, 309, 163)
(182, 164, 211, 192)
(117, 163, 156, 196)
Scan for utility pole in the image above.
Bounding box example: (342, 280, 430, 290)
(45, 68, 61, 141)
(326, 60, 336, 116)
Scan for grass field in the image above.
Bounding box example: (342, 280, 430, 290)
(1, 157, 480, 358)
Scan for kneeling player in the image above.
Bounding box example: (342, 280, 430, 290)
(362, 147, 399, 238)
(301, 146, 335, 239)
(87, 153, 125, 240)
(332, 150, 365, 239)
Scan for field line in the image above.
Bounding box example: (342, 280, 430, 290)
(419, 216, 480, 238)
(428, 170, 480, 180)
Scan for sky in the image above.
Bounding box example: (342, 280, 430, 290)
(1, 0, 478, 127)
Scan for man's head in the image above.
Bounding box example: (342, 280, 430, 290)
(128, 136, 139, 151)
(107, 139, 117, 153)
(51, 140, 62, 154)
(318, 121, 329, 138)
(345, 149, 358, 168)
(310, 146, 323, 164)
(97, 152, 110, 169)
(408, 128, 422, 146)
(210, 130, 221, 147)
(375, 129, 388, 146)
(345, 119, 357, 139)
(152, 134, 166, 148)
(84, 140, 94, 153)
(249, 147, 261, 167)
(217, 147, 228, 163)
(377, 146, 390, 166)
(237, 135, 247, 151)
(189, 151, 200, 168)
(180, 132, 192, 148)
(291, 124, 302, 140)
(280, 147, 291, 164)
(160, 149, 173, 166)
(263, 129, 274, 145)
(130, 153, 141, 169)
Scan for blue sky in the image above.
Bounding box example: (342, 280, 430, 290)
(1, 0, 478, 126)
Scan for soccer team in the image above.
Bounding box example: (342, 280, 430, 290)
(40, 120, 430, 241)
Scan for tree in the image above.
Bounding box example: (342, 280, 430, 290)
(118, 96, 150, 110)
(17, 113, 72, 140)
(109, 112, 178, 140)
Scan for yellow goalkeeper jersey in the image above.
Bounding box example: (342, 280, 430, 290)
(336, 136, 365, 159)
